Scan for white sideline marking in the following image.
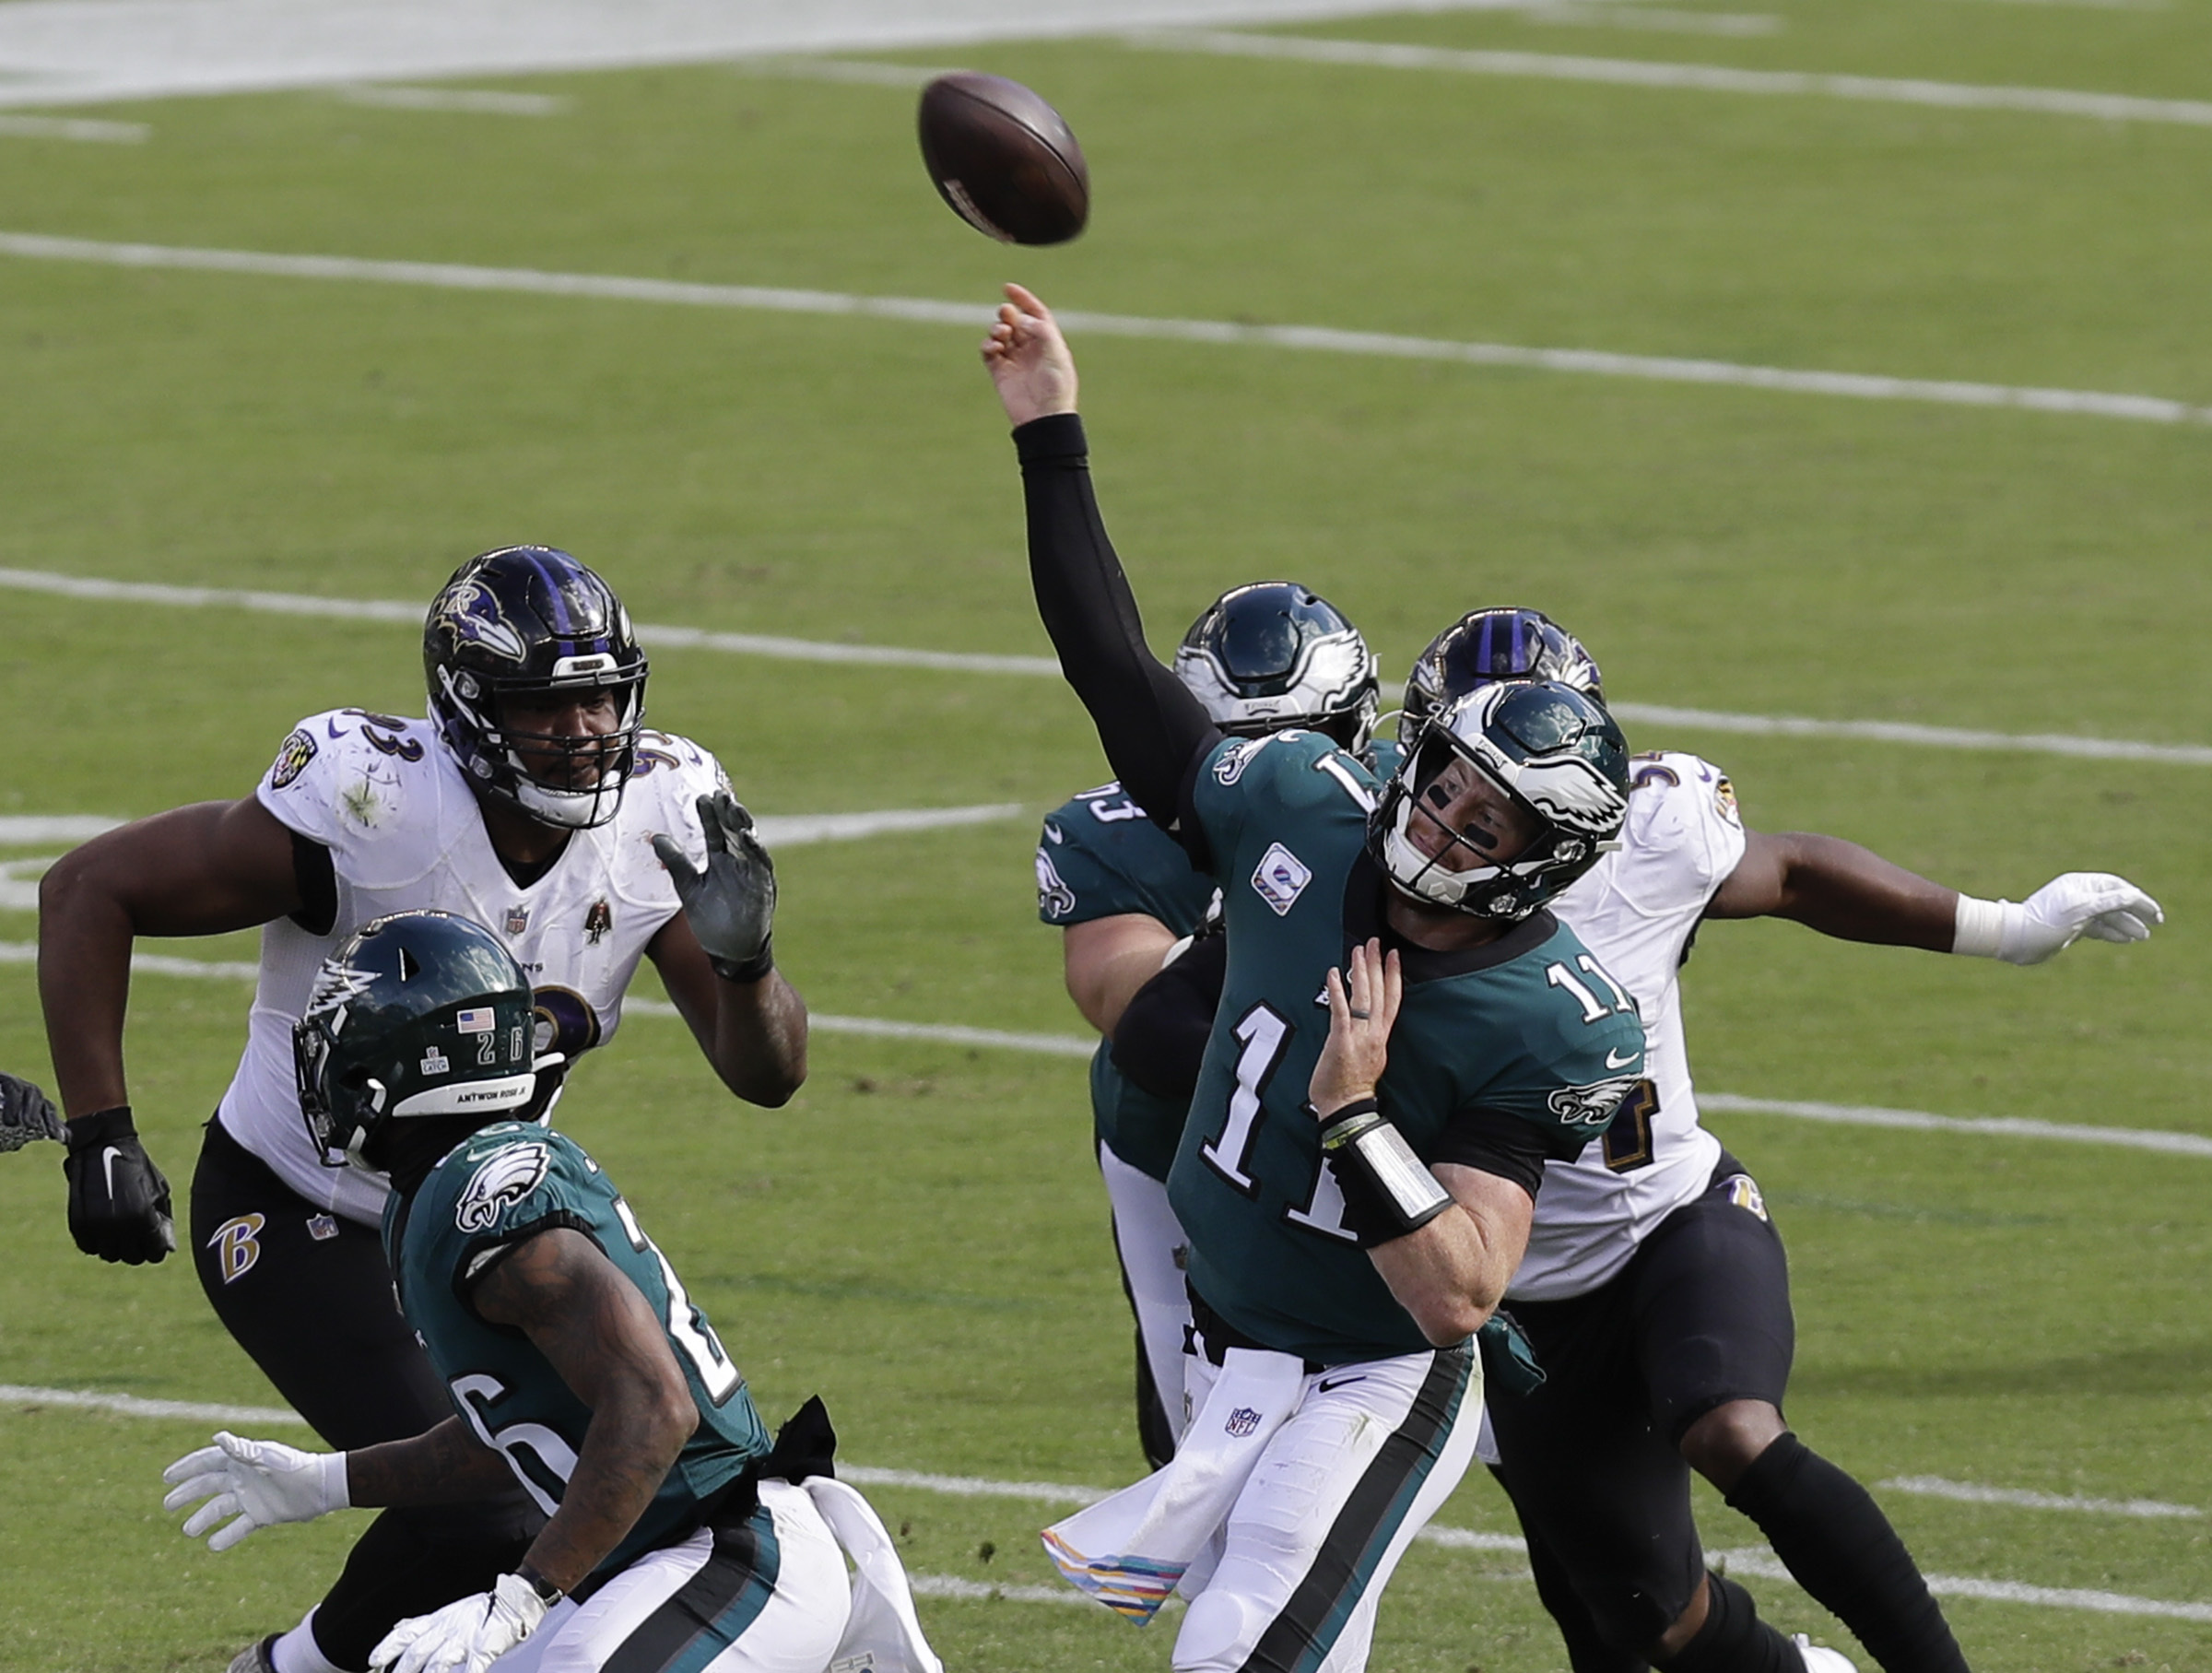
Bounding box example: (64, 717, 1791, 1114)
(1713, 1548, 2212, 1624)
(0, 1383, 304, 1426)
(0, 566, 1058, 677)
(0, 815, 125, 843)
(5, 232, 2211, 434)
(3, 1386, 2203, 1622)
(731, 56, 958, 88)
(1880, 1476, 2203, 1520)
(2, 565, 2206, 767)
(1135, 29, 2212, 126)
(329, 85, 568, 115)
(1699, 1092, 2212, 1160)
(0, 113, 145, 141)
(1517, 5, 1780, 37)
(3, 938, 2204, 1156)
(1607, 701, 2212, 768)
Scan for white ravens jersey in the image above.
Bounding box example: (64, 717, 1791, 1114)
(1509, 751, 1747, 1302)
(217, 709, 730, 1226)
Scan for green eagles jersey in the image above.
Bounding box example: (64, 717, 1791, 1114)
(1037, 783, 1220, 1181)
(386, 1123, 771, 1573)
(1168, 730, 1646, 1365)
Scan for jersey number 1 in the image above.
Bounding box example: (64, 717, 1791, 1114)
(1200, 1003, 1358, 1242)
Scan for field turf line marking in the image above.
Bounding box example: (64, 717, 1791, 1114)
(328, 85, 567, 115)
(1712, 1548, 2212, 1623)
(0, 113, 145, 142)
(1135, 29, 2212, 126)
(3, 1385, 2205, 1621)
(5, 231, 2211, 433)
(0, 937, 2204, 1155)
(1879, 1476, 2203, 1519)
(3, 565, 2210, 767)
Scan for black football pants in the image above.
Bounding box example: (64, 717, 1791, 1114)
(190, 1118, 542, 1672)
(1487, 1154, 1796, 1669)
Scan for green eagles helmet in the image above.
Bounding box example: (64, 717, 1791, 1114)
(293, 910, 540, 1173)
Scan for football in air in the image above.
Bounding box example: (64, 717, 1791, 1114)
(917, 72, 1088, 245)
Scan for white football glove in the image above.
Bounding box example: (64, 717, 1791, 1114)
(161, 1431, 349, 1552)
(371, 1572, 549, 1673)
(1953, 872, 2164, 965)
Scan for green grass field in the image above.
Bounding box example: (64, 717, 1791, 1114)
(1, 4, 2207, 1669)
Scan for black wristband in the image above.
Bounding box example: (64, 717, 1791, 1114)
(513, 1561, 564, 1608)
(64, 1105, 136, 1153)
(708, 937, 773, 984)
(1315, 1098, 1453, 1246)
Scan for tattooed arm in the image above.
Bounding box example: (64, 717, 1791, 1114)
(465, 1228, 701, 1595)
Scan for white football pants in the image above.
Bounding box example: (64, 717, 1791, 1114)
(490, 1481, 851, 1673)
(1100, 1139, 1195, 1449)
(1172, 1339, 1480, 1673)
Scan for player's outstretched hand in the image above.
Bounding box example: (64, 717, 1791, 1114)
(162, 1431, 350, 1552)
(2004, 872, 2163, 965)
(1309, 938, 1403, 1116)
(371, 1573, 549, 1673)
(61, 1106, 175, 1263)
(653, 791, 777, 983)
(0, 1070, 62, 1152)
(982, 282, 1078, 428)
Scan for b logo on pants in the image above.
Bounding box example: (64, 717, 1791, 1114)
(207, 1213, 266, 1284)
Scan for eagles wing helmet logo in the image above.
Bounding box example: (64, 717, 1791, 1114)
(455, 1142, 552, 1233)
(430, 578, 529, 664)
(1547, 1074, 1641, 1130)
(303, 958, 380, 1022)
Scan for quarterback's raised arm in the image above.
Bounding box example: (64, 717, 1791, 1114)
(1709, 829, 2161, 965)
(984, 284, 1220, 833)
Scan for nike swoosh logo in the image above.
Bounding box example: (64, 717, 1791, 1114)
(1315, 1373, 1368, 1395)
(101, 1145, 124, 1196)
(324, 717, 351, 739)
(1043, 824, 1064, 844)
(1606, 1047, 1639, 1069)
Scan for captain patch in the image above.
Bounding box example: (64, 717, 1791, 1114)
(268, 728, 318, 790)
(1251, 843, 1312, 916)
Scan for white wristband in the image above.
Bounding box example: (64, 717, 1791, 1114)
(1951, 894, 2011, 959)
(328, 1450, 352, 1512)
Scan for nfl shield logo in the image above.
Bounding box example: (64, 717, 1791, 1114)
(1224, 1407, 1262, 1439)
(505, 905, 530, 936)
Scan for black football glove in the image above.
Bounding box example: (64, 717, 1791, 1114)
(652, 791, 777, 984)
(0, 1071, 63, 1152)
(62, 1105, 176, 1265)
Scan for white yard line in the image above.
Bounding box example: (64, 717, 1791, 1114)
(0, 939, 2204, 1155)
(0, 112, 145, 140)
(1134, 29, 2212, 126)
(328, 85, 569, 114)
(3, 1384, 2203, 1621)
(0, 0, 1641, 113)
(1879, 1476, 2203, 1520)
(6, 231, 2208, 434)
(0, 565, 2205, 767)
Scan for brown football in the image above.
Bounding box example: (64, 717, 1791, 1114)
(917, 72, 1088, 246)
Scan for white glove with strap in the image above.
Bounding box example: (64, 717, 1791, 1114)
(162, 1431, 349, 1552)
(1953, 872, 2163, 965)
(371, 1572, 550, 1673)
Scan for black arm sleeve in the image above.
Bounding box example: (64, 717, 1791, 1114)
(288, 829, 337, 937)
(1426, 1108, 1555, 1202)
(1017, 415, 1221, 844)
(1109, 929, 1228, 1102)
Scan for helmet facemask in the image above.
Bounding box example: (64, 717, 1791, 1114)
(424, 548, 651, 832)
(434, 659, 646, 831)
(1371, 682, 1630, 922)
